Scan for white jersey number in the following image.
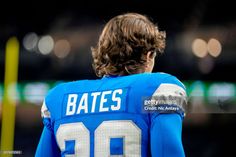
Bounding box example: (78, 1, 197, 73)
(56, 120, 141, 157)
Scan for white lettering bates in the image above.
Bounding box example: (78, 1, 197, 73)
(66, 89, 122, 116)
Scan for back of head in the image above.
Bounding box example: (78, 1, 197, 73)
(92, 13, 166, 77)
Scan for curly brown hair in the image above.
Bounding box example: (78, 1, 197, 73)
(91, 13, 166, 77)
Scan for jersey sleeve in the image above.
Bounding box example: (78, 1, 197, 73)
(151, 74, 187, 118)
(35, 100, 60, 157)
(35, 126, 61, 157)
(150, 114, 185, 157)
(41, 100, 53, 130)
(149, 74, 186, 156)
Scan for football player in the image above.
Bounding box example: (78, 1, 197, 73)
(35, 13, 187, 157)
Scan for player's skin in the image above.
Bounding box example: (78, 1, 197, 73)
(144, 51, 156, 73)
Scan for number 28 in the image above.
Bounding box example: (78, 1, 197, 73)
(56, 120, 141, 156)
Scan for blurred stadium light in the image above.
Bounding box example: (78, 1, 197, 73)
(23, 32, 39, 52)
(207, 38, 222, 57)
(37, 35, 54, 55)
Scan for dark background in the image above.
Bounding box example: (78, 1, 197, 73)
(1, 0, 235, 82)
(0, 0, 236, 156)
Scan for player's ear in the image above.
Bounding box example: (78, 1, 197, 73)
(145, 51, 156, 72)
(147, 51, 156, 61)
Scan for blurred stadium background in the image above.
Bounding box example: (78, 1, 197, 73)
(0, 0, 236, 156)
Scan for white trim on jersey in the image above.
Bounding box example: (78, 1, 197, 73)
(41, 100, 51, 118)
(152, 83, 187, 108)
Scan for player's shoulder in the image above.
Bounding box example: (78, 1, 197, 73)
(47, 80, 89, 96)
(44, 82, 66, 101)
(149, 72, 187, 98)
(127, 71, 169, 78)
(130, 72, 185, 89)
(148, 73, 187, 118)
(43, 80, 90, 118)
(44, 80, 85, 105)
(154, 72, 186, 90)
(129, 72, 175, 80)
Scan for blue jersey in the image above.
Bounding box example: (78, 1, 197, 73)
(35, 72, 187, 157)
